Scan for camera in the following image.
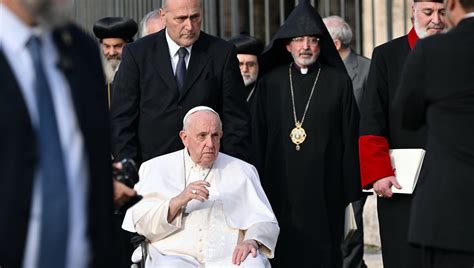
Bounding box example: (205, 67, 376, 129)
(113, 158, 142, 214)
(113, 158, 139, 188)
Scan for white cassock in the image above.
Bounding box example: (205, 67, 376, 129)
(122, 149, 279, 267)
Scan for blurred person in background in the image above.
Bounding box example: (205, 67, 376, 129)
(138, 9, 165, 38)
(0, 0, 118, 267)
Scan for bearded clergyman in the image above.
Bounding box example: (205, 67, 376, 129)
(93, 17, 137, 108)
(358, 0, 446, 267)
(228, 33, 264, 105)
(251, 1, 361, 267)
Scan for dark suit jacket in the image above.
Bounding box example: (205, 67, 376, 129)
(360, 34, 425, 149)
(343, 50, 370, 108)
(359, 32, 425, 268)
(111, 29, 251, 164)
(0, 24, 118, 268)
(393, 17, 474, 253)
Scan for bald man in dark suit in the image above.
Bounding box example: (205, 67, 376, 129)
(111, 0, 251, 165)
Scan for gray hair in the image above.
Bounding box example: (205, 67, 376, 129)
(322, 15, 353, 48)
(138, 10, 160, 38)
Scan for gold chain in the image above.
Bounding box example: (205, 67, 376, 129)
(289, 63, 321, 128)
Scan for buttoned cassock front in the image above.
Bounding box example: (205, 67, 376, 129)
(123, 150, 279, 267)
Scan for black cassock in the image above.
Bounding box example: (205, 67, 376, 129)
(359, 30, 425, 268)
(253, 62, 360, 267)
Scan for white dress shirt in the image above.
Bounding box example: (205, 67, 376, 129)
(0, 4, 89, 268)
(166, 29, 192, 75)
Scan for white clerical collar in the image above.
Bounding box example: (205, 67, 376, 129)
(292, 63, 314, 75)
(183, 148, 212, 173)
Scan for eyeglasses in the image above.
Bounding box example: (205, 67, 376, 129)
(291, 36, 320, 46)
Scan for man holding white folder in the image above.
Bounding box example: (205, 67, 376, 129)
(358, 1, 446, 267)
(393, 0, 474, 265)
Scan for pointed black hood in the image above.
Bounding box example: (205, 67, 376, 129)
(259, 0, 346, 75)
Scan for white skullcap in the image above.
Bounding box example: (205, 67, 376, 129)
(182, 106, 221, 127)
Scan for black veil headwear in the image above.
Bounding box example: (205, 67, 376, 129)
(259, 0, 346, 76)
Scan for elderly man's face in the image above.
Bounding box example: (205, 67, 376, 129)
(286, 35, 321, 68)
(101, 38, 125, 72)
(180, 111, 222, 168)
(102, 38, 126, 61)
(19, 0, 73, 26)
(161, 0, 202, 47)
(412, 2, 446, 38)
(237, 54, 259, 86)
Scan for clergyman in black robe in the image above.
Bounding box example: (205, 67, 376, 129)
(93, 17, 137, 108)
(358, 1, 445, 267)
(228, 33, 264, 106)
(252, 1, 361, 267)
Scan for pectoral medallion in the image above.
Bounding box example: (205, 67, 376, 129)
(288, 63, 321, 152)
(290, 121, 307, 151)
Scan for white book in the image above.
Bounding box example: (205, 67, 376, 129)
(363, 148, 426, 195)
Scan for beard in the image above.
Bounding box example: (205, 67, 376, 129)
(291, 50, 320, 68)
(242, 72, 258, 86)
(414, 18, 428, 38)
(19, 0, 73, 27)
(413, 16, 444, 39)
(101, 55, 121, 84)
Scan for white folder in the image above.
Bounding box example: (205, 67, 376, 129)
(388, 149, 425, 194)
(363, 148, 426, 194)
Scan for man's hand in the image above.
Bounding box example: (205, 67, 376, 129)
(232, 239, 258, 266)
(113, 180, 136, 207)
(174, 180, 211, 207)
(168, 180, 211, 222)
(373, 176, 402, 198)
